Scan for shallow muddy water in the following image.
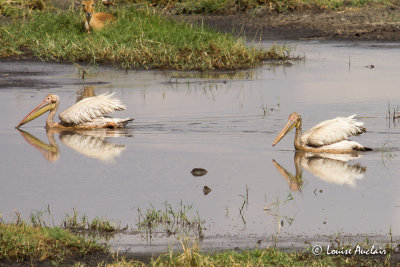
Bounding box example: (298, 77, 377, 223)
(1, 41, 400, 253)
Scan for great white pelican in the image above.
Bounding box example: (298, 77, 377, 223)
(16, 93, 133, 129)
(272, 112, 372, 153)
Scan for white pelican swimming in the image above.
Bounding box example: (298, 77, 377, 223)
(16, 93, 133, 129)
(272, 113, 371, 153)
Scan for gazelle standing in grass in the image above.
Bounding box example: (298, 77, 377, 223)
(82, 0, 116, 33)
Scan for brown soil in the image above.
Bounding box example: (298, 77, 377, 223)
(174, 5, 400, 41)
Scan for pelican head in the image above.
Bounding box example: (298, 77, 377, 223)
(272, 112, 301, 147)
(16, 94, 59, 128)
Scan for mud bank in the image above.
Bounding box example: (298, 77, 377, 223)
(175, 5, 400, 41)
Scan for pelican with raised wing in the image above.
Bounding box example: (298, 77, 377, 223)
(16, 93, 133, 129)
(272, 113, 371, 153)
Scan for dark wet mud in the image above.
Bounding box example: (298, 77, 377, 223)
(176, 5, 400, 41)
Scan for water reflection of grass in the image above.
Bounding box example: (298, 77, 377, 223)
(380, 143, 396, 168)
(264, 193, 296, 246)
(169, 70, 254, 81)
(387, 101, 400, 127)
(238, 185, 249, 225)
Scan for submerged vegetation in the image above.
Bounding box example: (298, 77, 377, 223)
(63, 208, 123, 233)
(387, 101, 400, 123)
(28, 207, 123, 233)
(136, 201, 205, 240)
(0, 0, 295, 70)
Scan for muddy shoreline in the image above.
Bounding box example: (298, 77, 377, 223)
(174, 5, 400, 41)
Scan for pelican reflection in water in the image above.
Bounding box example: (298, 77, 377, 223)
(18, 128, 130, 163)
(18, 129, 60, 162)
(273, 113, 372, 153)
(273, 152, 366, 191)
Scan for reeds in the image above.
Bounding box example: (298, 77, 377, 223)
(136, 201, 204, 240)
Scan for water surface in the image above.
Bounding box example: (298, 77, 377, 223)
(1, 41, 400, 253)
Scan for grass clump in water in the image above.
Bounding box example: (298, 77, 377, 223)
(62, 208, 123, 234)
(0, 5, 293, 70)
(136, 201, 204, 240)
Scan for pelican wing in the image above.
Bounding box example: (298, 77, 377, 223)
(301, 114, 366, 147)
(59, 93, 126, 125)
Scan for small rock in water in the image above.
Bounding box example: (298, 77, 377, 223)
(203, 186, 212, 195)
(191, 168, 207, 177)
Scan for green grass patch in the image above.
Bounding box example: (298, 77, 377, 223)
(98, 244, 390, 266)
(0, 222, 104, 264)
(0, 4, 293, 70)
(152, 248, 374, 266)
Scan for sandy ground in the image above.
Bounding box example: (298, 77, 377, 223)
(174, 5, 400, 41)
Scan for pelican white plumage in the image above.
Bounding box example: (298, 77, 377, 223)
(16, 93, 133, 129)
(272, 113, 371, 153)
